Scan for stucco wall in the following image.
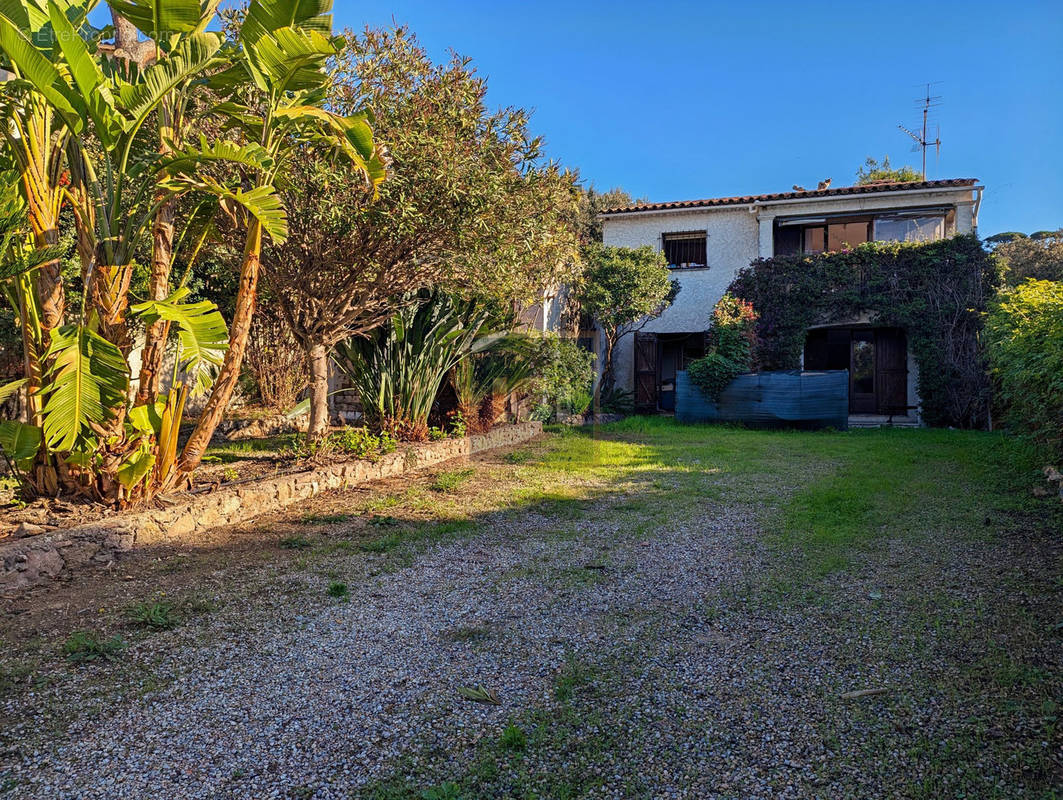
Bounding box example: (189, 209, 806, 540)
(604, 207, 758, 393)
(601, 186, 979, 395)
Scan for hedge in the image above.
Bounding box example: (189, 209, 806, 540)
(984, 279, 1063, 456)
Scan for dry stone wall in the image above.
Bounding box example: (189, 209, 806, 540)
(0, 422, 541, 595)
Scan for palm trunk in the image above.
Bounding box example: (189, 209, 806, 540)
(137, 91, 176, 406)
(33, 227, 64, 336)
(136, 195, 175, 405)
(89, 259, 134, 356)
(175, 220, 262, 480)
(306, 340, 331, 439)
(26, 228, 61, 496)
(480, 393, 505, 432)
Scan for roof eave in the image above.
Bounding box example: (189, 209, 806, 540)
(599, 179, 980, 218)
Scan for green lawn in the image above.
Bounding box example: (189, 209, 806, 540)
(5, 419, 1060, 799)
(356, 419, 1062, 799)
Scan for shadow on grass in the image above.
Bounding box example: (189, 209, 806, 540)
(4, 419, 1061, 799)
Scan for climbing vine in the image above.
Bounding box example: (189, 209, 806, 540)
(727, 235, 1001, 428)
(688, 294, 757, 401)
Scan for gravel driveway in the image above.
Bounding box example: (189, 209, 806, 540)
(3, 426, 1060, 799)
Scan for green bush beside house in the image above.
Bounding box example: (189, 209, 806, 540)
(984, 279, 1063, 457)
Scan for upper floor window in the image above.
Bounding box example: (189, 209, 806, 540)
(874, 215, 944, 243)
(774, 209, 949, 255)
(662, 231, 707, 269)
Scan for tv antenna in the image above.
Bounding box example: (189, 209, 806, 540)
(898, 83, 941, 179)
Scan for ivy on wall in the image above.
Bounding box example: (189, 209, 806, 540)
(727, 235, 1001, 428)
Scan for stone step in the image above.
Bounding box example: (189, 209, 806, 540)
(848, 415, 920, 429)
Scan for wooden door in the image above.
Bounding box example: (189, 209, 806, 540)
(634, 332, 658, 411)
(875, 328, 907, 414)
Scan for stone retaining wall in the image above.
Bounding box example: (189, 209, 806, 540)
(0, 422, 542, 595)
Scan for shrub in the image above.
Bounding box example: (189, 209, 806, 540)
(289, 427, 396, 461)
(984, 279, 1063, 455)
(244, 310, 307, 412)
(529, 334, 595, 420)
(687, 294, 758, 401)
(597, 387, 634, 414)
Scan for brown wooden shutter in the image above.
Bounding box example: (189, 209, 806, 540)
(634, 332, 658, 411)
(876, 328, 908, 414)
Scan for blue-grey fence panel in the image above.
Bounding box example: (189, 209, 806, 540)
(675, 370, 849, 430)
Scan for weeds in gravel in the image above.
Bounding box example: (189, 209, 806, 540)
(499, 724, 526, 751)
(127, 601, 181, 630)
(0, 660, 37, 698)
(279, 535, 312, 550)
(363, 495, 401, 514)
(503, 448, 534, 464)
(554, 655, 597, 702)
(180, 594, 217, 615)
(156, 554, 191, 574)
(419, 783, 462, 800)
(360, 533, 404, 553)
(429, 468, 475, 493)
(441, 625, 490, 643)
(301, 512, 354, 525)
(326, 581, 349, 599)
(63, 631, 126, 663)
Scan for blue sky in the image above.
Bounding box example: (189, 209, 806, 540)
(334, 0, 1063, 236)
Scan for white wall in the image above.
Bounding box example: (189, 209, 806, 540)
(600, 185, 979, 396)
(603, 207, 759, 393)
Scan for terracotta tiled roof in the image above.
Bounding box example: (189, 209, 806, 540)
(600, 179, 979, 215)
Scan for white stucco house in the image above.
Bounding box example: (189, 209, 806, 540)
(598, 178, 983, 422)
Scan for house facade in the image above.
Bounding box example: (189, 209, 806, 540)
(599, 178, 983, 423)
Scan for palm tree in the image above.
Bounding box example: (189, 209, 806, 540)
(0, 0, 384, 503)
(173, 0, 386, 483)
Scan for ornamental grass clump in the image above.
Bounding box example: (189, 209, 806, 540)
(687, 294, 758, 401)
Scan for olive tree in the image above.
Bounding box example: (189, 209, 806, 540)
(579, 244, 678, 397)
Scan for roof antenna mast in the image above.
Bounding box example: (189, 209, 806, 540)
(898, 83, 942, 180)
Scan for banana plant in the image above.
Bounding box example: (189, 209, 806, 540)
(173, 0, 386, 482)
(0, 172, 73, 492)
(0, 0, 292, 501)
(105, 0, 222, 406)
(0, 0, 384, 502)
(0, 0, 85, 336)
